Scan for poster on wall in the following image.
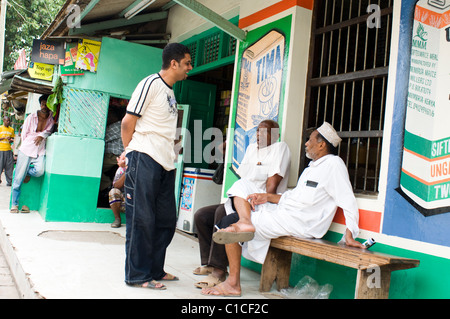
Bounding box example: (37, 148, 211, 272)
(232, 30, 286, 172)
(400, 0, 450, 216)
(75, 39, 101, 73)
(28, 62, 54, 81)
(61, 43, 85, 76)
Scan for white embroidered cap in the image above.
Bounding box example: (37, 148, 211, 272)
(317, 122, 342, 147)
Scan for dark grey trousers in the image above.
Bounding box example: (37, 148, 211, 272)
(193, 204, 228, 271)
(0, 150, 14, 185)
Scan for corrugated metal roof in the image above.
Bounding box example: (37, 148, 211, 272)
(84, 0, 172, 22)
(42, 0, 173, 45)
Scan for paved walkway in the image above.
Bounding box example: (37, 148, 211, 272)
(0, 173, 20, 299)
(0, 246, 20, 299)
(0, 173, 283, 300)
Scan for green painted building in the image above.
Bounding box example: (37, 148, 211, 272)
(11, 0, 450, 299)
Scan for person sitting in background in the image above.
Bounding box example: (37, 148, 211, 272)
(100, 107, 124, 192)
(193, 119, 291, 289)
(109, 155, 127, 228)
(203, 122, 364, 297)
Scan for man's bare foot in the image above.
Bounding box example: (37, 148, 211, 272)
(220, 221, 255, 233)
(201, 281, 241, 297)
(213, 222, 255, 244)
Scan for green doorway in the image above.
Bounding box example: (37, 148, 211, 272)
(175, 64, 234, 169)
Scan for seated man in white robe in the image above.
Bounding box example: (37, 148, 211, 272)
(193, 119, 291, 288)
(224, 120, 291, 216)
(203, 122, 365, 297)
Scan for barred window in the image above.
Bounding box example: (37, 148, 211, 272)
(302, 0, 393, 194)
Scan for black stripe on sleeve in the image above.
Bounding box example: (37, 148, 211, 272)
(126, 111, 142, 118)
(132, 74, 158, 116)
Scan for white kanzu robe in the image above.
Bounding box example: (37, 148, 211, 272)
(225, 142, 291, 214)
(243, 154, 360, 264)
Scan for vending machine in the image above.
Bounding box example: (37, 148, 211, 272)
(177, 167, 222, 234)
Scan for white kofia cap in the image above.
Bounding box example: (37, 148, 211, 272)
(317, 122, 342, 147)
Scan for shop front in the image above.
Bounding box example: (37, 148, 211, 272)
(14, 37, 167, 222)
(11, 0, 450, 298)
(168, 0, 450, 298)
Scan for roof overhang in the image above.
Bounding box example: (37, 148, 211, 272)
(42, 0, 246, 45)
(0, 69, 53, 115)
(0, 69, 53, 100)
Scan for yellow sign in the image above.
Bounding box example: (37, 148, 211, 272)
(28, 62, 54, 81)
(75, 39, 101, 73)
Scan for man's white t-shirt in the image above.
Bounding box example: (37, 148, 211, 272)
(126, 73, 178, 171)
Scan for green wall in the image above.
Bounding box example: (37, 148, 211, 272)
(38, 134, 105, 222)
(65, 37, 163, 98)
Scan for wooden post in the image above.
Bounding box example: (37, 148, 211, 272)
(260, 247, 292, 292)
(355, 265, 392, 299)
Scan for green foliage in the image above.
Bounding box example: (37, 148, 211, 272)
(4, 0, 65, 70)
(47, 76, 63, 114)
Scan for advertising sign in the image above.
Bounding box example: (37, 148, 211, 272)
(31, 39, 65, 65)
(28, 62, 54, 81)
(61, 43, 84, 76)
(400, 0, 450, 215)
(232, 30, 285, 171)
(75, 39, 101, 73)
(180, 177, 194, 212)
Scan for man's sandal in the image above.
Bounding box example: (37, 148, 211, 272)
(129, 280, 166, 290)
(193, 266, 213, 275)
(194, 274, 225, 288)
(20, 205, 30, 213)
(160, 273, 179, 281)
(213, 226, 254, 244)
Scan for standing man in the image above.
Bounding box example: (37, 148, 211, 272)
(10, 94, 54, 214)
(0, 116, 15, 186)
(120, 43, 192, 290)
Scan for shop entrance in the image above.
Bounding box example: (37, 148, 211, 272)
(174, 63, 234, 233)
(95, 63, 235, 217)
(176, 63, 234, 170)
(97, 96, 128, 209)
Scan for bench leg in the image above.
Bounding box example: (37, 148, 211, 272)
(260, 247, 292, 292)
(355, 265, 392, 299)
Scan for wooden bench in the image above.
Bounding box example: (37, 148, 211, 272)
(260, 236, 420, 299)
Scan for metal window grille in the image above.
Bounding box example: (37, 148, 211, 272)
(186, 42, 197, 66)
(58, 87, 109, 139)
(303, 0, 393, 194)
(228, 36, 237, 58)
(184, 24, 238, 68)
(201, 32, 221, 65)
